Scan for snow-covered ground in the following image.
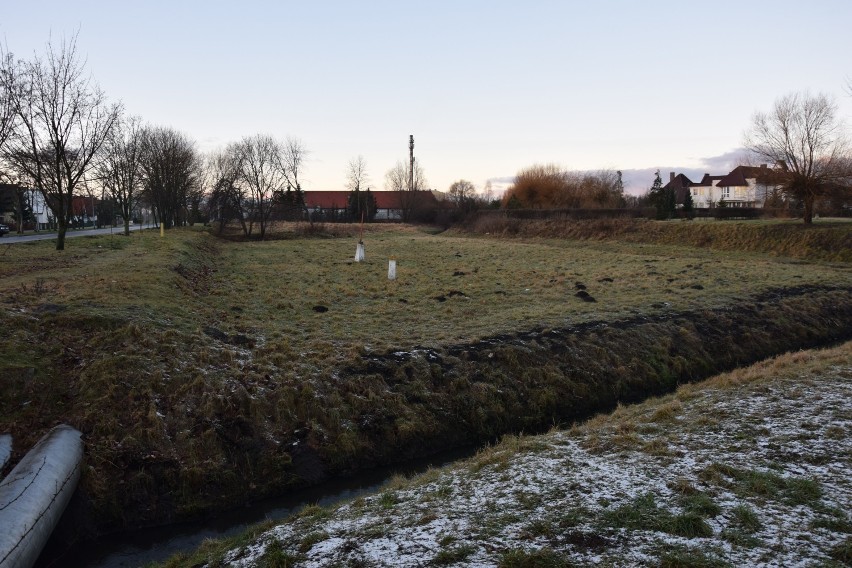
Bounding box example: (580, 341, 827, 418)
(214, 344, 852, 567)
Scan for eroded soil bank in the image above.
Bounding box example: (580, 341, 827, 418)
(48, 284, 852, 548)
(206, 342, 852, 568)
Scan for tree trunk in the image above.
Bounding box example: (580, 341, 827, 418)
(124, 218, 131, 236)
(14, 190, 24, 234)
(56, 219, 68, 251)
(803, 194, 815, 224)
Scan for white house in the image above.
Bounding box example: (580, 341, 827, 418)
(686, 165, 778, 208)
(688, 174, 724, 208)
(713, 165, 775, 208)
(30, 189, 55, 230)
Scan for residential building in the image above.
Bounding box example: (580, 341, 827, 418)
(668, 165, 780, 209)
(688, 174, 725, 208)
(0, 184, 55, 230)
(714, 165, 775, 208)
(663, 173, 695, 205)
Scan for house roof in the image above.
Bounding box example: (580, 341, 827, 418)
(662, 174, 693, 190)
(716, 165, 776, 187)
(663, 174, 695, 204)
(693, 174, 724, 187)
(716, 168, 749, 188)
(303, 191, 350, 209)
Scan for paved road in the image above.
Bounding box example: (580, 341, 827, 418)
(0, 224, 154, 244)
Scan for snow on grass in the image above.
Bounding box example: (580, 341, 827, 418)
(212, 344, 852, 567)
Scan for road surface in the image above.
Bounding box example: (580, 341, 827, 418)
(0, 224, 154, 244)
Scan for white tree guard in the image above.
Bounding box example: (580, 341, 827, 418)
(388, 259, 397, 280)
(0, 425, 83, 568)
(355, 242, 365, 262)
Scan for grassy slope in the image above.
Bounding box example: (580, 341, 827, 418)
(160, 341, 852, 568)
(0, 221, 850, 531)
(466, 216, 852, 262)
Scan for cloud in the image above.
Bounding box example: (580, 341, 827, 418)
(699, 148, 750, 171)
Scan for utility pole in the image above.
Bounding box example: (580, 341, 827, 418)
(408, 135, 414, 192)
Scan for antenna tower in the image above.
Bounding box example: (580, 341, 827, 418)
(408, 135, 415, 192)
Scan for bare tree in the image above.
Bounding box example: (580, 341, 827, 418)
(280, 137, 305, 190)
(385, 159, 427, 221)
(0, 46, 18, 171)
(96, 115, 143, 235)
(448, 179, 477, 212)
(281, 136, 311, 224)
(0, 49, 31, 236)
(205, 145, 245, 234)
(140, 126, 200, 229)
(385, 159, 427, 192)
(345, 155, 370, 192)
(237, 134, 288, 238)
(745, 91, 852, 224)
(384, 160, 407, 192)
(3, 34, 121, 250)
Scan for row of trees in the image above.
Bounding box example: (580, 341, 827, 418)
(4, 36, 843, 247)
(0, 34, 448, 245)
(0, 35, 210, 249)
(205, 135, 308, 238)
(0, 37, 120, 249)
(0, 35, 321, 246)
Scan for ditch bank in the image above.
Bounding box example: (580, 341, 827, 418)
(463, 216, 852, 262)
(46, 285, 852, 550)
(336, 284, 852, 465)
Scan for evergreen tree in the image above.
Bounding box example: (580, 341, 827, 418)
(665, 186, 677, 219)
(347, 187, 377, 222)
(505, 194, 522, 209)
(648, 170, 667, 219)
(347, 187, 360, 221)
(683, 188, 695, 220)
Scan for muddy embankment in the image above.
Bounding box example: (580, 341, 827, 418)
(336, 285, 852, 463)
(52, 285, 852, 546)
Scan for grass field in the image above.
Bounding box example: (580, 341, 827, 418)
(0, 220, 850, 531)
(1, 222, 847, 351)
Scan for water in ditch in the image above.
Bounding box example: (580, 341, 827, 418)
(35, 446, 476, 568)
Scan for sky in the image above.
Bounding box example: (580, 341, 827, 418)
(3, 0, 851, 196)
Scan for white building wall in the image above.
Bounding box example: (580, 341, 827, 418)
(690, 181, 721, 208)
(29, 190, 55, 229)
(718, 178, 763, 208)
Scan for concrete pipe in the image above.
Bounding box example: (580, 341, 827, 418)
(0, 435, 10, 471)
(0, 425, 84, 568)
